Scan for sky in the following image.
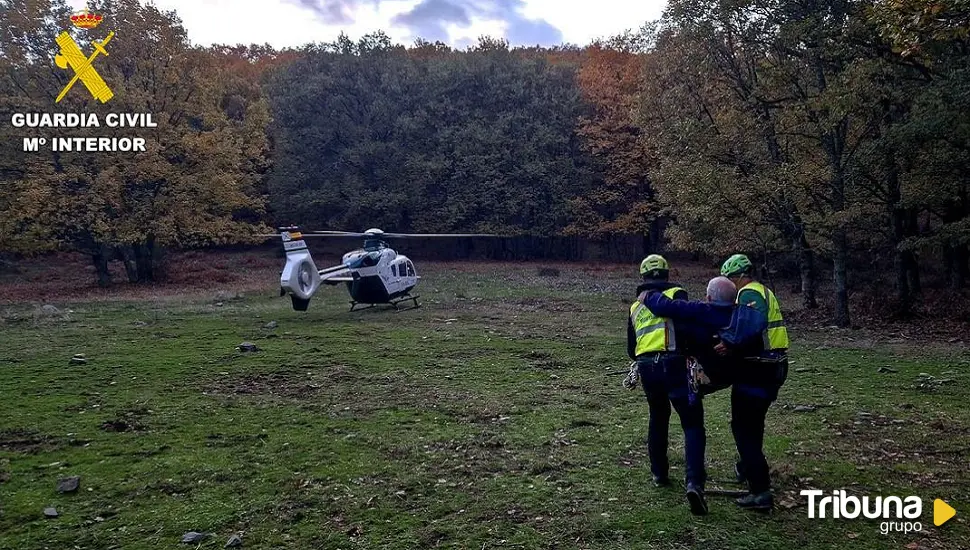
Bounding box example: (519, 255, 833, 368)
(67, 0, 667, 49)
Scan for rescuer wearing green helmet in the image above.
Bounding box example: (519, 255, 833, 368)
(628, 254, 709, 515)
(719, 253, 790, 511)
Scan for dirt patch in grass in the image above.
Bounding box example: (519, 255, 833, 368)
(519, 350, 569, 371)
(506, 297, 587, 312)
(207, 371, 329, 400)
(380, 428, 582, 491)
(203, 365, 515, 424)
(0, 249, 281, 305)
(0, 428, 60, 454)
(415, 525, 453, 548)
(100, 407, 151, 432)
(204, 365, 391, 403)
(428, 396, 513, 424)
(383, 429, 523, 478)
(142, 478, 195, 497)
(823, 411, 970, 484)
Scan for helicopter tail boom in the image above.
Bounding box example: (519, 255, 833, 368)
(319, 263, 353, 285)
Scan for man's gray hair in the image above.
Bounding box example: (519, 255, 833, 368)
(707, 276, 738, 304)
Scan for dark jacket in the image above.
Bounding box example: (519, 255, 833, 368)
(645, 291, 785, 398)
(626, 280, 688, 359)
(644, 292, 734, 356)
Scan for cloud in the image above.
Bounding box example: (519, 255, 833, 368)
(285, 0, 564, 45)
(506, 17, 561, 46)
(287, 0, 372, 25)
(392, 0, 469, 42)
(391, 0, 563, 45)
(453, 36, 475, 50)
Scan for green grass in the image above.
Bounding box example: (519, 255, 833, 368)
(1, 263, 968, 549)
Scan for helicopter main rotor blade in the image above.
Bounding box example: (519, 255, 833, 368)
(302, 232, 368, 237)
(264, 229, 502, 238)
(379, 233, 500, 238)
(257, 233, 361, 238)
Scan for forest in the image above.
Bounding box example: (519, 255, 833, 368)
(0, 0, 968, 326)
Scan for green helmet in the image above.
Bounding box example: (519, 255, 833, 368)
(720, 254, 753, 278)
(639, 254, 669, 278)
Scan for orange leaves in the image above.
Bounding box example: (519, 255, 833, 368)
(577, 45, 643, 123)
(570, 42, 657, 238)
(0, 0, 272, 265)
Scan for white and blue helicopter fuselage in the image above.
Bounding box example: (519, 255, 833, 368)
(279, 228, 420, 311)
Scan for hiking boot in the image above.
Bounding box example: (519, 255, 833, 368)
(736, 491, 773, 511)
(652, 475, 671, 488)
(735, 461, 746, 484)
(686, 484, 709, 516)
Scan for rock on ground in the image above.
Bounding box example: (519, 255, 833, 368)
(181, 532, 209, 544)
(56, 476, 80, 493)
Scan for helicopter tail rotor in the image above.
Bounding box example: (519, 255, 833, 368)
(277, 227, 356, 311)
(278, 227, 322, 311)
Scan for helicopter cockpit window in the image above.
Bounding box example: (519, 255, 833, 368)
(406, 262, 415, 276)
(364, 239, 386, 251)
(359, 252, 380, 267)
(391, 264, 397, 276)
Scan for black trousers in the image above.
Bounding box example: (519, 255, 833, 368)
(730, 387, 772, 493)
(638, 354, 706, 488)
(730, 355, 788, 495)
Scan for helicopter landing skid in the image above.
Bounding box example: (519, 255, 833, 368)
(391, 294, 421, 312)
(349, 294, 421, 312)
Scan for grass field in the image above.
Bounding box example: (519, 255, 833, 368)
(1, 260, 968, 549)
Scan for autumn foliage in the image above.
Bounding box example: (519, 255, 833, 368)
(569, 40, 658, 241)
(0, 0, 968, 325)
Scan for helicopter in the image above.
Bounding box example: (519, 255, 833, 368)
(276, 226, 493, 311)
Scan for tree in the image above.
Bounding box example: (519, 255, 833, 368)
(264, 34, 595, 237)
(569, 33, 663, 254)
(868, 0, 970, 291)
(0, 0, 271, 285)
(637, 1, 824, 309)
(871, 0, 970, 55)
(0, 0, 72, 254)
(637, 0, 970, 322)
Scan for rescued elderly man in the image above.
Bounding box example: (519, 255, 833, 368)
(627, 254, 708, 516)
(639, 276, 741, 389)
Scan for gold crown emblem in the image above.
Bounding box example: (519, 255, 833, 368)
(70, 9, 103, 29)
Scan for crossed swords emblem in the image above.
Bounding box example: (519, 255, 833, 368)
(54, 31, 115, 103)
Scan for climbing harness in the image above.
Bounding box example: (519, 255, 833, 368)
(622, 361, 640, 390)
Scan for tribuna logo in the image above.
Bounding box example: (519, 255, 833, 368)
(801, 490, 924, 535)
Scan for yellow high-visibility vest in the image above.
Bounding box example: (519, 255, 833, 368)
(737, 281, 789, 350)
(630, 286, 683, 355)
